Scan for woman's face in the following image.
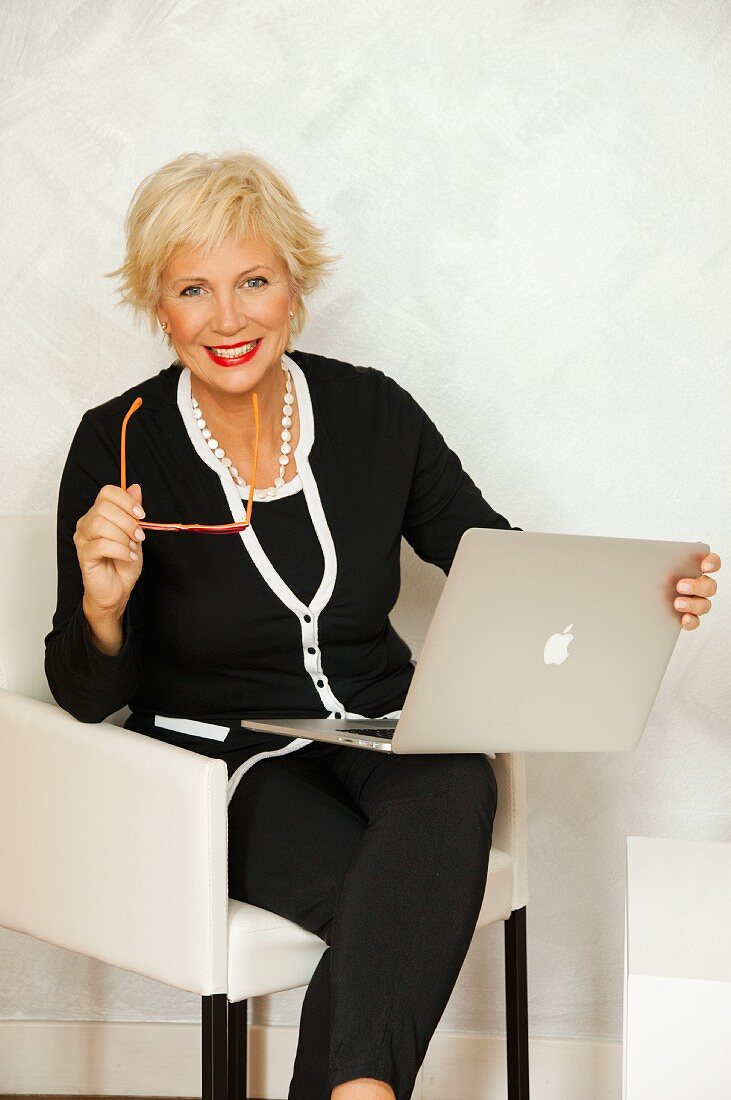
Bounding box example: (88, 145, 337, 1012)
(156, 233, 297, 399)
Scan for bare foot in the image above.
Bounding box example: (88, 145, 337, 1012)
(331, 1077, 396, 1099)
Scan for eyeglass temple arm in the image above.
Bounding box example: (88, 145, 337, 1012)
(120, 393, 260, 522)
(120, 397, 142, 492)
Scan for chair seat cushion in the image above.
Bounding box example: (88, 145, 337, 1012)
(227, 847, 514, 1002)
(228, 898, 328, 1000)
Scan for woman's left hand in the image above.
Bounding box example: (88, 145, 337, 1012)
(674, 551, 721, 630)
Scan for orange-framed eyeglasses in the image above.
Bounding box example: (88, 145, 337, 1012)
(120, 393, 260, 533)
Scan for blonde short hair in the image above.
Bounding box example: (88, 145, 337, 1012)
(105, 150, 340, 352)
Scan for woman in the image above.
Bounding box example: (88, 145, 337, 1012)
(44, 151, 720, 1100)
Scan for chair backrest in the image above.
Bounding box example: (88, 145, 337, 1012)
(0, 514, 57, 703)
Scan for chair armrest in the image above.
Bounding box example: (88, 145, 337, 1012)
(491, 751, 528, 910)
(0, 688, 229, 996)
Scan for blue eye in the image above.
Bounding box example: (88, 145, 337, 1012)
(180, 277, 267, 297)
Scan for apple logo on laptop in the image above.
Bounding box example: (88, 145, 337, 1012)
(544, 624, 574, 665)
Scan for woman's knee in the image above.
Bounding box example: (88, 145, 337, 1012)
(384, 752, 497, 839)
(448, 753, 498, 820)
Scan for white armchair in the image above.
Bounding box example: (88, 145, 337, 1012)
(0, 513, 530, 1099)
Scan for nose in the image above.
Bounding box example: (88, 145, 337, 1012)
(210, 291, 248, 336)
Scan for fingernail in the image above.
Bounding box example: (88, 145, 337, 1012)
(133, 505, 145, 518)
(135, 527, 145, 541)
(676, 598, 688, 610)
(678, 582, 691, 592)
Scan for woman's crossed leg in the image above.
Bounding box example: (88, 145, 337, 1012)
(227, 740, 498, 1100)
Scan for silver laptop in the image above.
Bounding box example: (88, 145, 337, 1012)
(241, 529, 709, 754)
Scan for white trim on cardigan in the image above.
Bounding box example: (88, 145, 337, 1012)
(176, 360, 404, 805)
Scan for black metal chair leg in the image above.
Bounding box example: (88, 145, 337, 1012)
(228, 998, 248, 1099)
(202, 993, 228, 1100)
(504, 906, 530, 1099)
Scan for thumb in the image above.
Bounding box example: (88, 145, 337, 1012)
(128, 482, 143, 502)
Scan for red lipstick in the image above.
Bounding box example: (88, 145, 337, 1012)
(205, 338, 262, 367)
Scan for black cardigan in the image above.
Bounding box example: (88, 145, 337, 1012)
(44, 348, 521, 789)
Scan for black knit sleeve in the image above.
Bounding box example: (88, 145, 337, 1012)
(398, 385, 523, 573)
(44, 411, 141, 722)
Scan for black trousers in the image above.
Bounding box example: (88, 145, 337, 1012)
(227, 739, 498, 1100)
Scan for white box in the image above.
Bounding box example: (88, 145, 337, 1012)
(623, 836, 731, 1099)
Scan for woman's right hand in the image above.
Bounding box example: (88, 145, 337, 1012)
(74, 483, 146, 617)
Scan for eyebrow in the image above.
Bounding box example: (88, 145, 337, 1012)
(172, 266, 273, 285)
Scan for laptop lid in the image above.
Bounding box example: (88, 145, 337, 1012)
(392, 529, 709, 754)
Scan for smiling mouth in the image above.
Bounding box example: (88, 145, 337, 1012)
(205, 338, 262, 360)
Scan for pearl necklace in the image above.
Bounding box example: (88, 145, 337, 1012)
(190, 360, 297, 501)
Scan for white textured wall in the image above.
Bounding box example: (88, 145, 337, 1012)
(1, 0, 729, 1045)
